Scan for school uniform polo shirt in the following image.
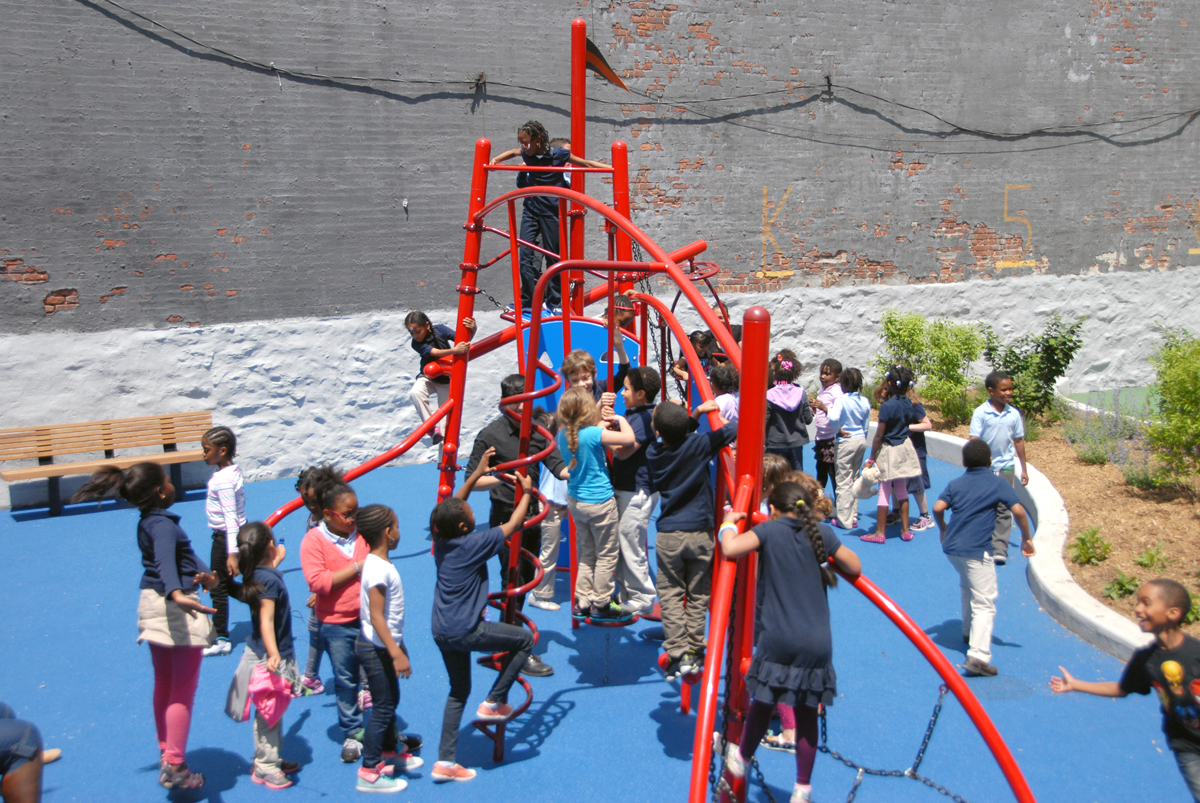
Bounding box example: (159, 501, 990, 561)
(969, 401, 1025, 471)
(937, 467, 1023, 558)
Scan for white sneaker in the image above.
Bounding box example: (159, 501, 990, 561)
(724, 742, 746, 779)
(527, 597, 560, 611)
(202, 638, 231, 657)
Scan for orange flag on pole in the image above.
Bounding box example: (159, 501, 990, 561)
(585, 37, 629, 91)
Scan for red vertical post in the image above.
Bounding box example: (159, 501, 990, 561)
(568, 18, 588, 315)
(507, 199, 526, 374)
(612, 141, 632, 265)
(440, 138, 492, 502)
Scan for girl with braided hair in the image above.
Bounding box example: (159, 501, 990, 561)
(718, 481, 861, 803)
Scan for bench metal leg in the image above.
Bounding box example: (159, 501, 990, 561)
(48, 476, 62, 516)
(170, 462, 184, 494)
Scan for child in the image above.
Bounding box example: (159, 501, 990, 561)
(556, 387, 637, 620)
(225, 522, 302, 790)
(672, 330, 714, 386)
(902, 383, 935, 531)
(430, 449, 536, 783)
(610, 292, 637, 331)
(406, 311, 476, 445)
(710, 363, 740, 425)
(719, 482, 862, 803)
(300, 480, 370, 763)
(71, 463, 217, 791)
(862, 365, 923, 544)
(530, 410, 568, 611)
(809, 359, 844, 496)
(1050, 579, 1200, 801)
(646, 399, 737, 679)
(765, 350, 814, 472)
(611, 366, 662, 616)
(295, 463, 343, 694)
(490, 120, 608, 313)
(354, 505, 422, 793)
(827, 368, 871, 529)
(933, 440, 1034, 677)
(969, 370, 1029, 565)
(201, 425, 246, 658)
(562, 345, 628, 408)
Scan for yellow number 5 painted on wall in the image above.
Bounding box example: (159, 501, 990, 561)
(758, 185, 794, 278)
(996, 184, 1036, 268)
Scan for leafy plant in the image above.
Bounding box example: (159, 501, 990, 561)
(1186, 596, 1200, 626)
(1067, 526, 1111, 565)
(1061, 404, 1142, 467)
(1102, 570, 1140, 601)
(1132, 540, 1172, 573)
(1146, 327, 1200, 483)
(871, 309, 984, 424)
(982, 313, 1085, 419)
(1024, 417, 1043, 443)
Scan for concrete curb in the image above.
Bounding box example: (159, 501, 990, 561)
(920, 429, 1151, 662)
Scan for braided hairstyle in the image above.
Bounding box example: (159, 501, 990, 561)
(518, 120, 550, 154)
(556, 386, 598, 471)
(357, 504, 396, 550)
(203, 426, 237, 459)
(767, 481, 838, 588)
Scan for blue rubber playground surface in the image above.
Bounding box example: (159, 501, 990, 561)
(0, 452, 1188, 802)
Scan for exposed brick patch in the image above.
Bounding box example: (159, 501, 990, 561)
(889, 150, 928, 177)
(167, 315, 183, 323)
(1, 258, 49, 284)
(43, 288, 79, 314)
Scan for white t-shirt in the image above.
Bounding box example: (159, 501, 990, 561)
(359, 554, 405, 648)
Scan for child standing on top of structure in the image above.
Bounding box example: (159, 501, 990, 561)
(556, 387, 637, 621)
(809, 359, 843, 496)
(765, 350, 814, 472)
(406, 311, 476, 445)
(934, 440, 1034, 678)
(827, 368, 871, 530)
(1050, 579, 1200, 802)
(969, 370, 1028, 565)
(862, 365, 923, 544)
(647, 399, 738, 680)
(610, 366, 662, 616)
(201, 426, 246, 658)
(490, 121, 608, 315)
(719, 482, 862, 803)
(429, 449, 535, 783)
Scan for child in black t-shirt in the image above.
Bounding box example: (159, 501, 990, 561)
(405, 310, 476, 444)
(1050, 579, 1200, 801)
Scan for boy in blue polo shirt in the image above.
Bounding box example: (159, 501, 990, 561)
(933, 439, 1034, 678)
(969, 370, 1028, 565)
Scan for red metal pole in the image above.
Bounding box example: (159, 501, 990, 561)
(508, 199, 525, 373)
(612, 141, 632, 265)
(569, 18, 588, 315)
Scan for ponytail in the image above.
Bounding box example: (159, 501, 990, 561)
(71, 462, 167, 511)
(767, 481, 837, 588)
(236, 522, 275, 622)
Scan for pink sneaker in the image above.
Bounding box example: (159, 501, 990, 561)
(859, 533, 886, 544)
(382, 750, 424, 771)
(431, 762, 477, 783)
(300, 675, 324, 695)
(474, 701, 513, 722)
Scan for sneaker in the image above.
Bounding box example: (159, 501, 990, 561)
(279, 760, 301, 774)
(381, 751, 423, 771)
(663, 656, 683, 681)
(252, 767, 294, 789)
(590, 600, 633, 621)
(398, 731, 423, 753)
(544, 305, 563, 317)
(159, 762, 205, 790)
(859, 533, 886, 544)
(790, 786, 813, 803)
(528, 597, 560, 611)
(851, 517, 859, 528)
(828, 517, 848, 529)
(357, 766, 407, 793)
(202, 637, 231, 657)
(679, 650, 704, 677)
(886, 511, 901, 526)
(358, 689, 373, 711)
(963, 657, 999, 677)
(900, 530, 914, 541)
(994, 554, 1008, 566)
(911, 515, 935, 531)
(522, 654, 554, 677)
(572, 603, 590, 619)
(475, 700, 513, 722)
(431, 762, 477, 783)
(503, 304, 516, 315)
(301, 675, 325, 695)
(724, 742, 746, 779)
(430, 429, 444, 445)
(341, 738, 363, 763)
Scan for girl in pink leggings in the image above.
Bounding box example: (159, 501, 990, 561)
(73, 462, 217, 790)
(861, 365, 923, 544)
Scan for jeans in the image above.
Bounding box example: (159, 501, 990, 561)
(433, 621, 533, 764)
(947, 553, 998, 664)
(355, 638, 400, 768)
(518, 210, 562, 309)
(318, 620, 362, 737)
(1174, 746, 1200, 803)
(766, 445, 805, 473)
(304, 609, 324, 679)
(0, 702, 41, 776)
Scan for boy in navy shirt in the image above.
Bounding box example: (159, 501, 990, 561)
(646, 399, 737, 679)
(611, 366, 661, 615)
(933, 439, 1034, 678)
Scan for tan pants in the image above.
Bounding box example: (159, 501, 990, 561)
(253, 710, 282, 774)
(834, 437, 866, 524)
(655, 529, 713, 660)
(534, 502, 567, 600)
(568, 497, 620, 608)
(410, 376, 450, 427)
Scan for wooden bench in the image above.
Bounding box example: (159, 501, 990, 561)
(0, 411, 213, 515)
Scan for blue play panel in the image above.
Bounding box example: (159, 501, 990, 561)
(0, 450, 1187, 802)
(521, 317, 640, 414)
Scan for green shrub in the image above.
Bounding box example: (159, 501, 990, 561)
(1146, 327, 1200, 482)
(1061, 407, 1141, 467)
(1067, 526, 1111, 565)
(1132, 540, 1172, 573)
(1102, 570, 1140, 601)
(871, 309, 984, 424)
(1186, 596, 1200, 626)
(982, 314, 1085, 419)
(1024, 417, 1043, 443)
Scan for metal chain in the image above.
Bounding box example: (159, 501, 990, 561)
(818, 685, 974, 803)
(474, 285, 506, 309)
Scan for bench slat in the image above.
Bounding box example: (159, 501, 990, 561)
(0, 412, 212, 462)
(0, 449, 206, 482)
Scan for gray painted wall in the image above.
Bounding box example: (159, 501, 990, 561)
(2, 0, 1198, 333)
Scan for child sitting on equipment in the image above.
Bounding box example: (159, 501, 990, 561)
(1050, 579, 1200, 802)
(646, 399, 737, 679)
(406, 311, 476, 445)
(429, 448, 535, 783)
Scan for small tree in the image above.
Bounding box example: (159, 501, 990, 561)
(1146, 327, 1200, 484)
(982, 313, 1085, 419)
(871, 308, 984, 422)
